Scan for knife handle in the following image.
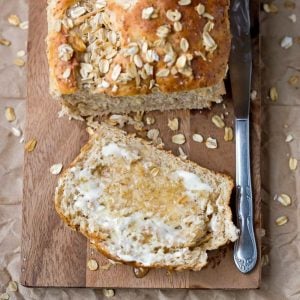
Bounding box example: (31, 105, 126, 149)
(234, 118, 257, 273)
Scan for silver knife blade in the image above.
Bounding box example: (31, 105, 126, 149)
(229, 0, 252, 119)
(229, 0, 257, 274)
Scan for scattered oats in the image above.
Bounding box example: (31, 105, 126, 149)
(261, 254, 269, 267)
(11, 127, 22, 137)
(6, 281, 18, 292)
(87, 259, 98, 271)
(14, 58, 25, 67)
(156, 68, 170, 77)
(250, 90, 257, 100)
(212, 115, 225, 128)
(0, 293, 9, 300)
(58, 44, 74, 61)
(178, 146, 187, 160)
(0, 38, 11, 46)
(19, 136, 24, 144)
(166, 10, 182, 22)
(25, 139, 37, 152)
(70, 6, 87, 19)
(5, 107, 16, 122)
(168, 118, 179, 131)
(172, 133, 186, 145)
(50, 163, 63, 175)
(178, 0, 191, 5)
(284, 0, 296, 9)
(111, 64, 122, 81)
(288, 75, 299, 86)
(192, 133, 204, 143)
(174, 21, 183, 32)
(195, 3, 205, 15)
(269, 86, 278, 101)
(263, 3, 278, 13)
(205, 137, 218, 149)
(280, 36, 293, 49)
(276, 194, 292, 206)
(147, 128, 160, 140)
(99, 79, 110, 89)
(8, 14, 20, 26)
(19, 21, 29, 30)
(80, 63, 93, 79)
(180, 38, 189, 52)
(224, 127, 234, 141)
(288, 14, 297, 23)
(275, 215, 288, 226)
(146, 116, 155, 125)
(289, 157, 298, 170)
(142, 7, 155, 20)
(17, 50, 26, 57)
(285, 134, 294, 142)
(103, 289, 115, 298)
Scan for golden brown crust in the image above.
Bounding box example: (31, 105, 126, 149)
(47, 30, 78, 95)
(47, 0, 230, 98)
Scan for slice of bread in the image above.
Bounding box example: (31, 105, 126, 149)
(55, 124, 239, 271)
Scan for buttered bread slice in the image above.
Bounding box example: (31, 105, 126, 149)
(55, 124, 239, 271)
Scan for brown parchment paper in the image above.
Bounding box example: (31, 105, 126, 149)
(0, 0, 300, 299)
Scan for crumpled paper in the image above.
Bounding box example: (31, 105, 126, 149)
(0, 0, 300, 299)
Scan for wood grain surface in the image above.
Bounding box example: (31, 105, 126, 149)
(21, 0, 261, 288)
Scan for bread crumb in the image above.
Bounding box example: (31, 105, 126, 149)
(50, 163, 63, 175)
(103, 289, 115, 298)
(5, 107, 16, 122)
(280, 36, 293, 49)
(87, 259, 98, 271)
(8, 14, 20, 26)
(289, 157, 298, 170)
(0, 38, 11, 46)
(6, 281, 18, 292)
(269, 87, 278, 101)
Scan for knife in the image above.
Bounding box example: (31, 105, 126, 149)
(229, 0, 257, 273)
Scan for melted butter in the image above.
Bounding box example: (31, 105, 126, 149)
(174, 170, 212, 192)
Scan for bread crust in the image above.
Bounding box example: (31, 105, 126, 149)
(54, 124, 237, 271)
(47, 0, 230, 98)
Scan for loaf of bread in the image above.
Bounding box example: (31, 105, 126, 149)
(55, 123, 239, 271)
(47, 0, 230, 118)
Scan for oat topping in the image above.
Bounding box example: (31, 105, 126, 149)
(178, 0, 191, 6)
(58, 44, 74, 61)
(142, 7, 155, 20)
(54, 0, 218, 93)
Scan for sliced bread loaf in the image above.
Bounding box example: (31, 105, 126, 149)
(55, 124, 239, 271)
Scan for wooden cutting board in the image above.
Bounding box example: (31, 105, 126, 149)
(21, 0, 261, 289)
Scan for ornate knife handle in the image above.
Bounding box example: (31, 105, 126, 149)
(234, 119, 257, 273)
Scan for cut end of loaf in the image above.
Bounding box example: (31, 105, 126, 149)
(55, 124, 239, 271)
